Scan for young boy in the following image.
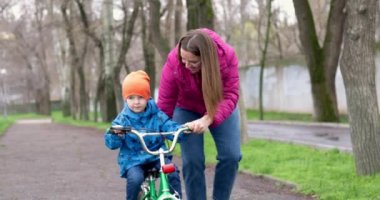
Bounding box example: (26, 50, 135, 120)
(104, 70, 184, 200)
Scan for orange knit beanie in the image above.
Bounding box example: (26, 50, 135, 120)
(122, 70, 151, 100)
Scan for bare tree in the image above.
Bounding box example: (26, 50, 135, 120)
(61, 0, 90, 120)
(238, 0, 250, 143)
(11, 1, 52, 115)
(174, 0, 184, 44)
(112, 0, 140, 110)
(271, 9, 283, 59)
(0, 1, 14, 16)
(73, 0, 106, 121)
(101, 0, 118, 122)
(340, 0, 380, 176)
(186, 0, 214, 30)
(33, 0, 52, 115)
(163, 0, 174, 47)
(293, 0, 346, 122)
(148, 0, 171, 61)
(75, 0, 139, 121)
(48, 0, 71, 116)
(258, 0, 272, 120)
(140, 2, 156, 97)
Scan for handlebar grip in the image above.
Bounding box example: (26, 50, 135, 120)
(110, 125, 131, 134)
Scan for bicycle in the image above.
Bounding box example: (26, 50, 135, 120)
(110, 125, 189, 200)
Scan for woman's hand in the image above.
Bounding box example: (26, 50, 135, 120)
(184, 115, 213, 134)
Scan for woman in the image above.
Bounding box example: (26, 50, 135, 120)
(157, 28, 242, 200)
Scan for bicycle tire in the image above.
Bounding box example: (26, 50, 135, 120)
(157, 193, 180, 200)
(138, 191, 150, 200)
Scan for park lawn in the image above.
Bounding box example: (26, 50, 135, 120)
(2, 111, 378, 199)
(51, 111, 110, 130)
(0, 117, 13, 136)
(240, 138, 380, 200)
(0, 113, 45, 136)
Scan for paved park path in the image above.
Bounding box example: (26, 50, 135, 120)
(249, 121, 351, 152)
(0, 119, 314, 200)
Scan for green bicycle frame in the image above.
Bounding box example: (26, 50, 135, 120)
(110, 126, 188, 200)
(158, 171, 171, 197)
(139, 153, 180, 200)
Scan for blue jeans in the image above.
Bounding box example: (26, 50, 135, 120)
(125, 158, 182, 200)
(173, 107, 242, 200)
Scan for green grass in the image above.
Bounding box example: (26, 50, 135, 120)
(0, 117, 14, 136)
(0, 113, 46, 136)
(241, 139, 380, 200)
(51, 111, 110, 130)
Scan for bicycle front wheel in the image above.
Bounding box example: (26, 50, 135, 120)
(138, 191, 151, 200)
(157, 193, 180, 200)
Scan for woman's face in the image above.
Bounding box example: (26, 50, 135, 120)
(180, 48, 201, 74)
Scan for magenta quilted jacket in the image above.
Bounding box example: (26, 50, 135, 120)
(157, 28, 239, 127)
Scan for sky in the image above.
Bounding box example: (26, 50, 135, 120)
(9, 0, 297, 24)
(273, 0, 296, 23)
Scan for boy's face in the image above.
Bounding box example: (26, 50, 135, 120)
(126, 95, 148, 113)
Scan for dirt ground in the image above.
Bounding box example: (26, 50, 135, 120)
(0, 119, 315, 200)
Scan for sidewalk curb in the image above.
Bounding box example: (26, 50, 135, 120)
(240, 169, 297, 189)
(248, 120, 349, 128)
(16, 118, 52, 124)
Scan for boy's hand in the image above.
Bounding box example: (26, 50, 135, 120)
(108, 130, 124, 138)
(112, 130, 124, 135)
(110, 125, 126, 137)
(110, 125, 130, 136)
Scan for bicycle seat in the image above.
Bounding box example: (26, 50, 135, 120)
(145, 168, 159, 178)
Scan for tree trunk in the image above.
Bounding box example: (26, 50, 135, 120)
(57, 30, 71, 117)
(164, 0, 174, 47)
(102, 0, 117, 121)
(186, 0, 214, 30)
(61, 0, 89, 120)
(238, 86, 248, 144)
(34, 0, 51, 115)
(35, 87, 51, 115)
(174, 0, 183, 44)
(258, 0, 272, 120)
(293, 0, 345, 122)
(340, 0, 380, 176)
(238, 0, 249, 143)
(61, 87, 71, 117)
(273, 19, 283, 59)
(148, 0, 170, 61)
(49, 0, 70, 116)
(141, 3, 156, 98)
(77, 64, 89, 120)
(74, 0, 107, 121)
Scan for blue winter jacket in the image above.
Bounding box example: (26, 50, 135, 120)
(104, 99, 183, 178)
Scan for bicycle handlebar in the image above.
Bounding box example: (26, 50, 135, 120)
(109, 126, 190, 156)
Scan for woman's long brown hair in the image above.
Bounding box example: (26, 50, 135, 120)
(178, 29, 223, 119)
